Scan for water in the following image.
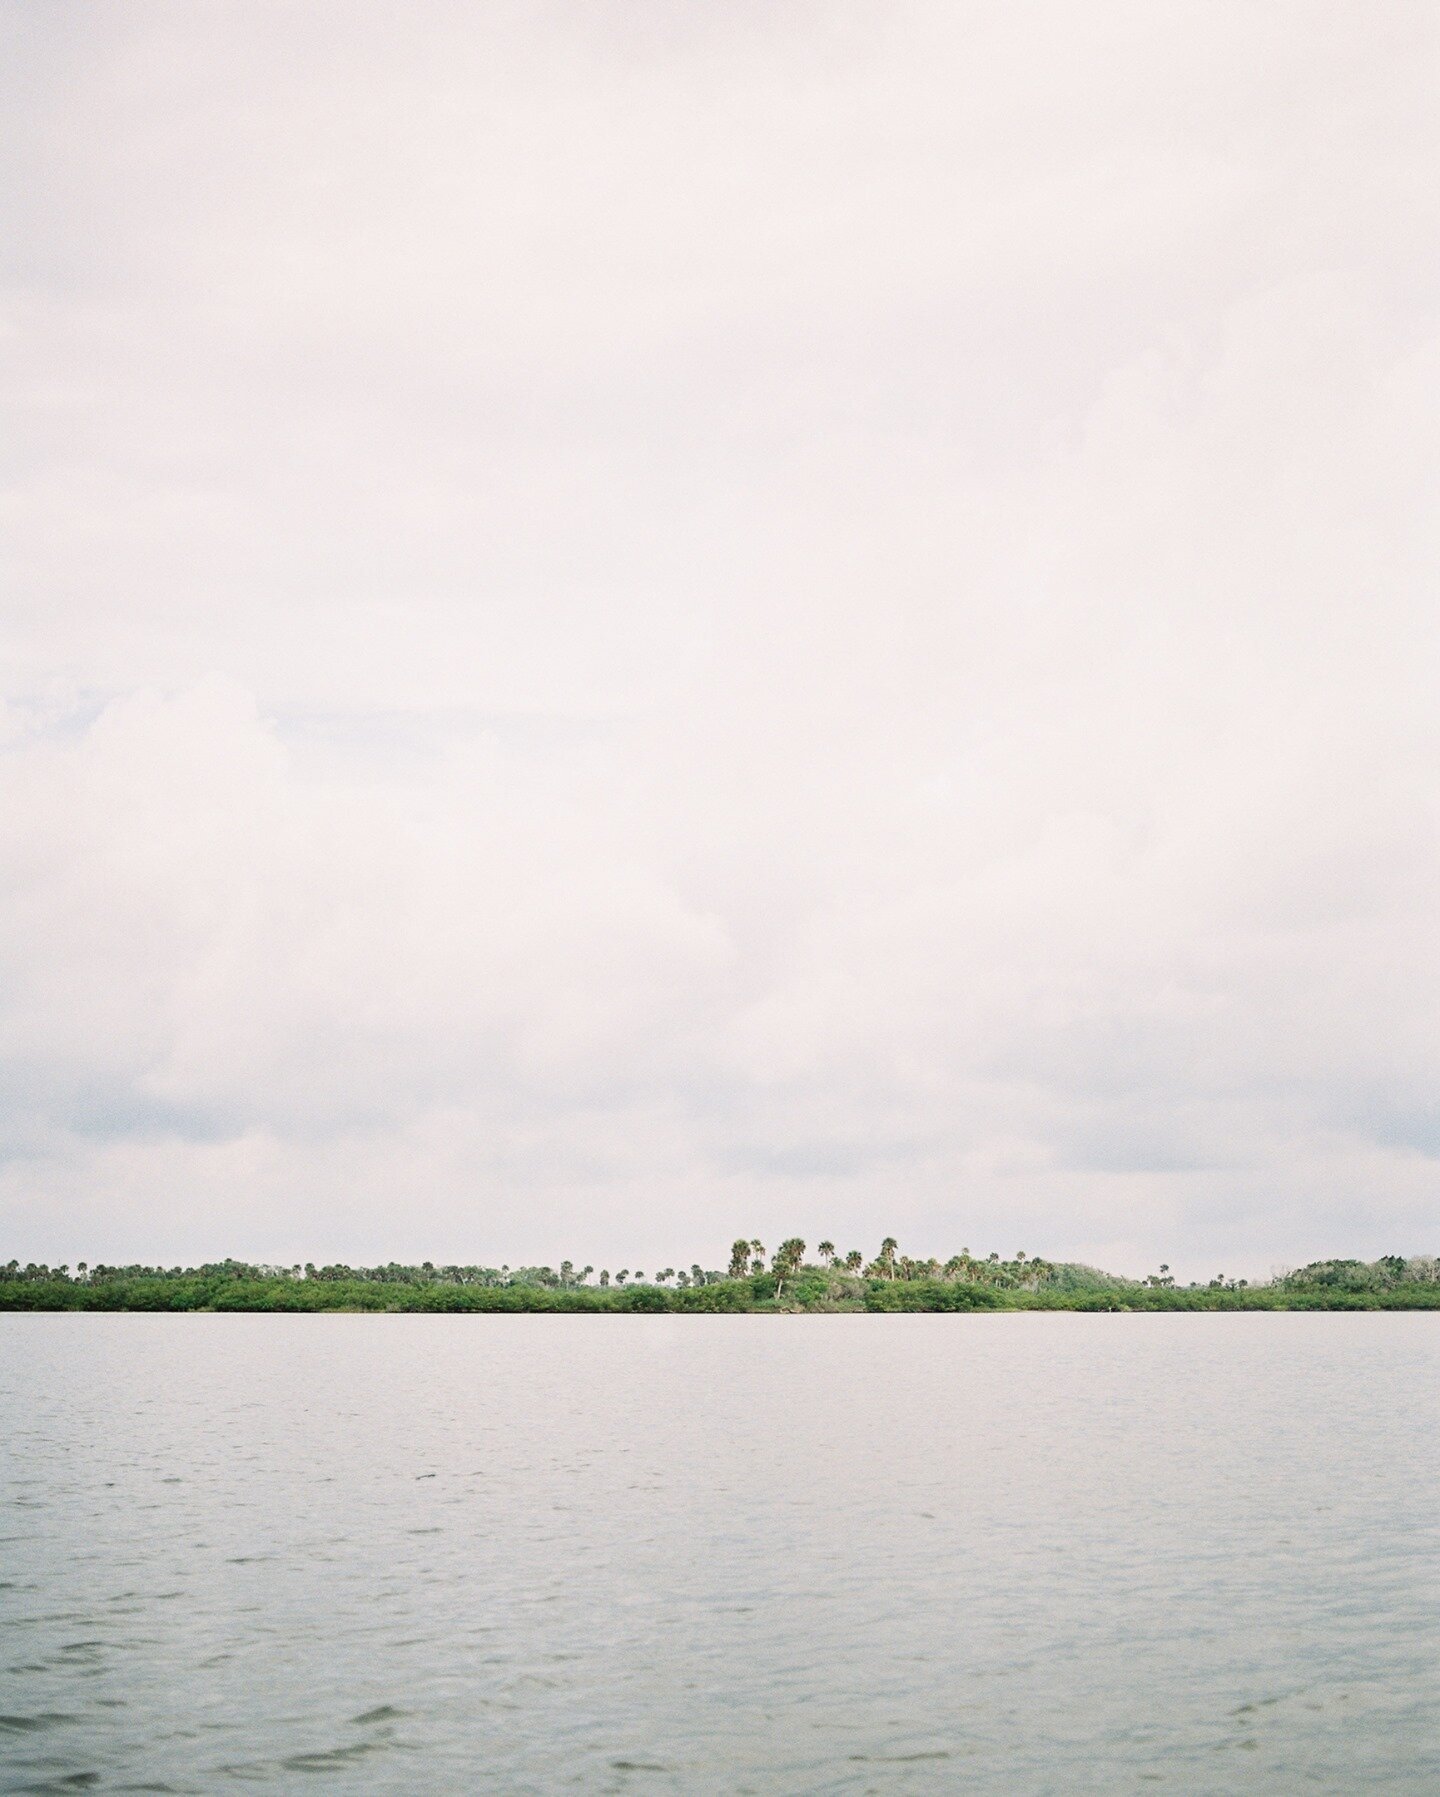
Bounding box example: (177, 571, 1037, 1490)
(2, 1313, 1438, 1793)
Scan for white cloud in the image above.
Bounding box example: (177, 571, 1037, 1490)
(1, 1, 1437, 1274)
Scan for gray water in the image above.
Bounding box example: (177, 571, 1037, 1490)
(2, 1314, 1438, 1793)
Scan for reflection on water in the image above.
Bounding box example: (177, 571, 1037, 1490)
(3, 1313, 1438, 1792)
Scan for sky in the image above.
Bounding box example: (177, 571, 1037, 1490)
(2, 1, 1437, 1279)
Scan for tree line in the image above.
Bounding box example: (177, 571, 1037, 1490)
(3, 1246, 1439, 1312)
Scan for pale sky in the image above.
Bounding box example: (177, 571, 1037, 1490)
(2, 2, 1437, 1278)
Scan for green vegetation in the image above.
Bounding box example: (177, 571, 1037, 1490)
(3, 1246, 1439, 1312)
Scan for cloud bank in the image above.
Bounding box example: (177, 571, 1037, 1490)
(2, 2, 1437, 1275)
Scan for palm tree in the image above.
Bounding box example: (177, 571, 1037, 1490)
(880, 1237, 898, 1280)
(729, 1240, 751, 1279)
(844, 1250, 863, 1274)
(772, 1238, 806, 1299)
(817, 1240, 836, 1267)
(750, 1239, 766, 1277)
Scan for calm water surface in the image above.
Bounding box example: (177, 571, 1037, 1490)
(2, 1313, 1438, 1792)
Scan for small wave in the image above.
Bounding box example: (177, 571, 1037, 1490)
(849, 1750, 953, 1763)
(11, 1775, 101, 1791)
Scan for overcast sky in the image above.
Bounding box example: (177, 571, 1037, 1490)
(2, 2, 1437, 1278)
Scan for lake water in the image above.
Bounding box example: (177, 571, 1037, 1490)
(2, 1313, 1438, 1792)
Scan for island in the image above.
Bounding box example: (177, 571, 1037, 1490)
(4, 1240, 1438, 1312)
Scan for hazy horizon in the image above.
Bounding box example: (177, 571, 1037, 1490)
(3, 2, 1437, 1282)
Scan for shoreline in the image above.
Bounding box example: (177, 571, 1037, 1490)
(5, 1285, 1439, 1316)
